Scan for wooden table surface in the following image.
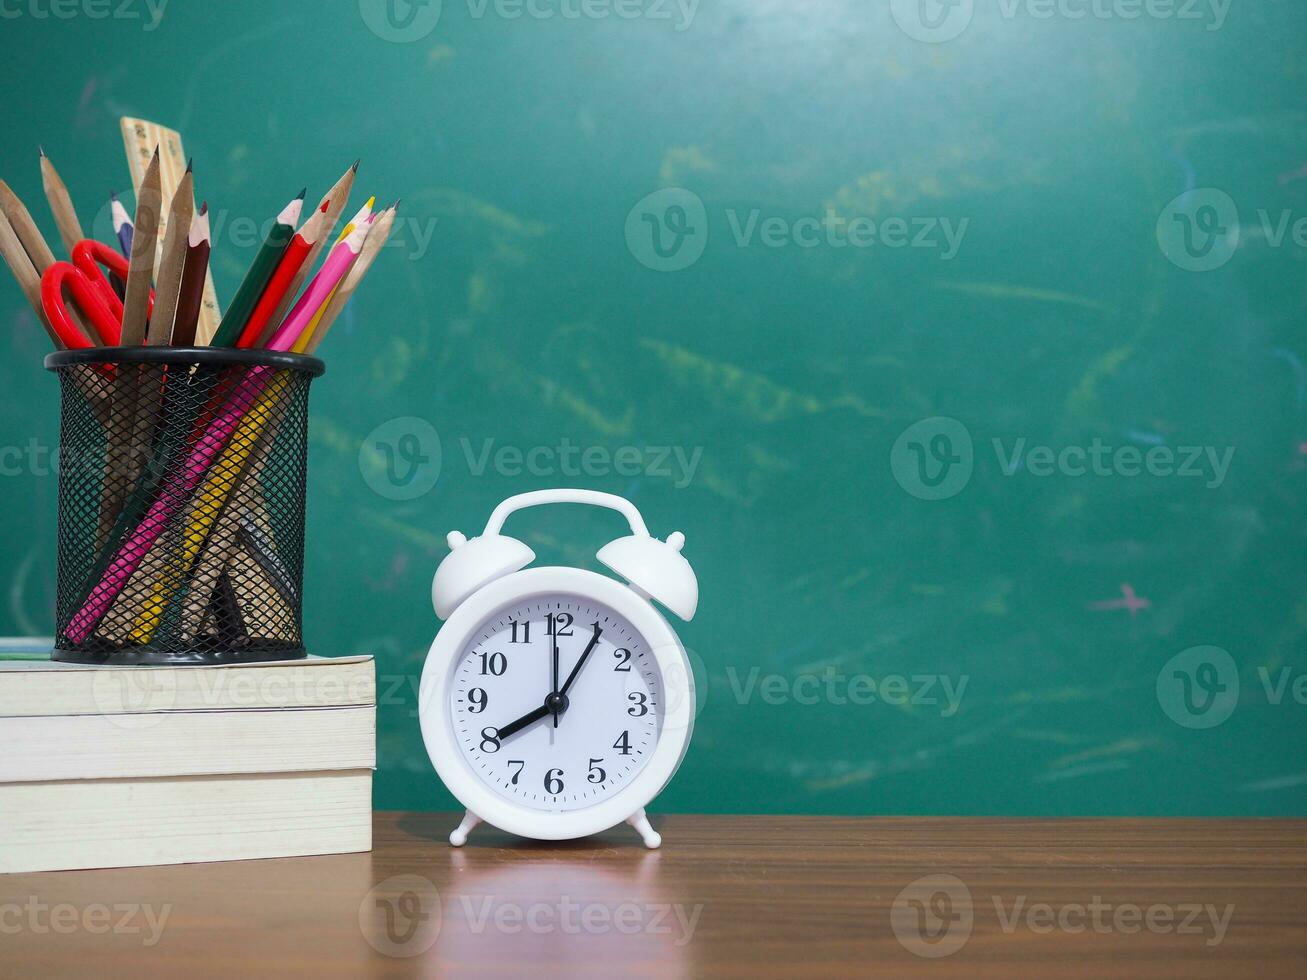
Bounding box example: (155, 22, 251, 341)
(3, 812, 1305, 978)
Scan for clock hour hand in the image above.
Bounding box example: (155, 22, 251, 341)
(493, 704, 551, 742)
(559, 624, 603, 697)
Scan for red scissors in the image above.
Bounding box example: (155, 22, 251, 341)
(40, 240, 153, 349)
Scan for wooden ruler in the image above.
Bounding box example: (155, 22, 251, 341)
(120, 117, 222, 344)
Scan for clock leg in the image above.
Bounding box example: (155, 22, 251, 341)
(627, 808, 661, 849)
(449, 810, 481, 847)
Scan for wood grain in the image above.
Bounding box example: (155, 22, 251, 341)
(2, 813, 1304, 978)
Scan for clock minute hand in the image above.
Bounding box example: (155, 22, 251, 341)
(493, 704, 550, 742)
(559, 625, 603, 697)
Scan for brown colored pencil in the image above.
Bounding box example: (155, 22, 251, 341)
(145, 160, 194, 345)
(121, 147, 161, 346)
(39, 147, 85, 255)
(171, 203, 211, 346)
(264, 159, 358, 343)
(305, 203, 396, 355)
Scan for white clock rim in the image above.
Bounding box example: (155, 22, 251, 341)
(419, 566, 694, 842)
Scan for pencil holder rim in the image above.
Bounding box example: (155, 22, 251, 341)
(44, 346, 326, 377)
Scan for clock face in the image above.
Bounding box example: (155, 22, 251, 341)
(449, 593, 664, 812)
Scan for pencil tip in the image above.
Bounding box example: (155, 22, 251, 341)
(185, 157, 193, 174)
(296, 187, 307, 200)
(38, 145, 46, 158)
(199, 201, 208, 215)
(352, 159, 361, 173)
(110, 189, 118, 201)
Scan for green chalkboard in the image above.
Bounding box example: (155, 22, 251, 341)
(0, 0, 1305, 816)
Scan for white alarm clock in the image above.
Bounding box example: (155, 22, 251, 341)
(419, 489, 698, 849)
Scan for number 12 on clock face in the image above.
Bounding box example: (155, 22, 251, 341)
(451, 595, 665, 812)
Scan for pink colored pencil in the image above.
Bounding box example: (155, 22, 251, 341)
(265, 217, 373, 351)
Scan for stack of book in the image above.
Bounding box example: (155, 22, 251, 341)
(0, 642, 375, 873)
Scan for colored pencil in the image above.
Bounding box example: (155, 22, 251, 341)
(267, 217, 372, 351)
(171, 204, 211, 346)
(145, 160, 195, 345)
(38, 148, 84, 255)
(110, 191, 134, 257)
(121, 147, 161, 347)
(305, 203, 397, 355)
(234, 199, 329, 348)
(290, 198, 374, 354)
(264, 160, 357, 342)
(209, 189, 304, 347)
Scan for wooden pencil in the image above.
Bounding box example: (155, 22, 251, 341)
(209, 189, 304, 347)
(305, 204, 396, 355)
(0, 207, 59, 347)
(121, 147, 161, 346)
(0, 178, 58, 272)
(172, 203, 210, 346)
(263, 160, 357, 343)
(145, 160, 194, 345)
(235, 200, 330, 348)
(38, 147, 84, 255)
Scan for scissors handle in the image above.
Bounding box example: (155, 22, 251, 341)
(71, 240, 131, 324)
(41, 261, 122, 349)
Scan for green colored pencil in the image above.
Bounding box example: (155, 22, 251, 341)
(210, 189, 305, 347)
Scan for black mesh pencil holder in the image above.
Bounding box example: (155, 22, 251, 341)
(44, 347, 325, 666)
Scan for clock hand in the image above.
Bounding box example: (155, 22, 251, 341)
(551, 630, 560, 729)
(559, 624, 603, 697)
(493, 703, 551, 742)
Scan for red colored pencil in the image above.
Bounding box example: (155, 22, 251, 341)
(235, 200, 329, 348)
